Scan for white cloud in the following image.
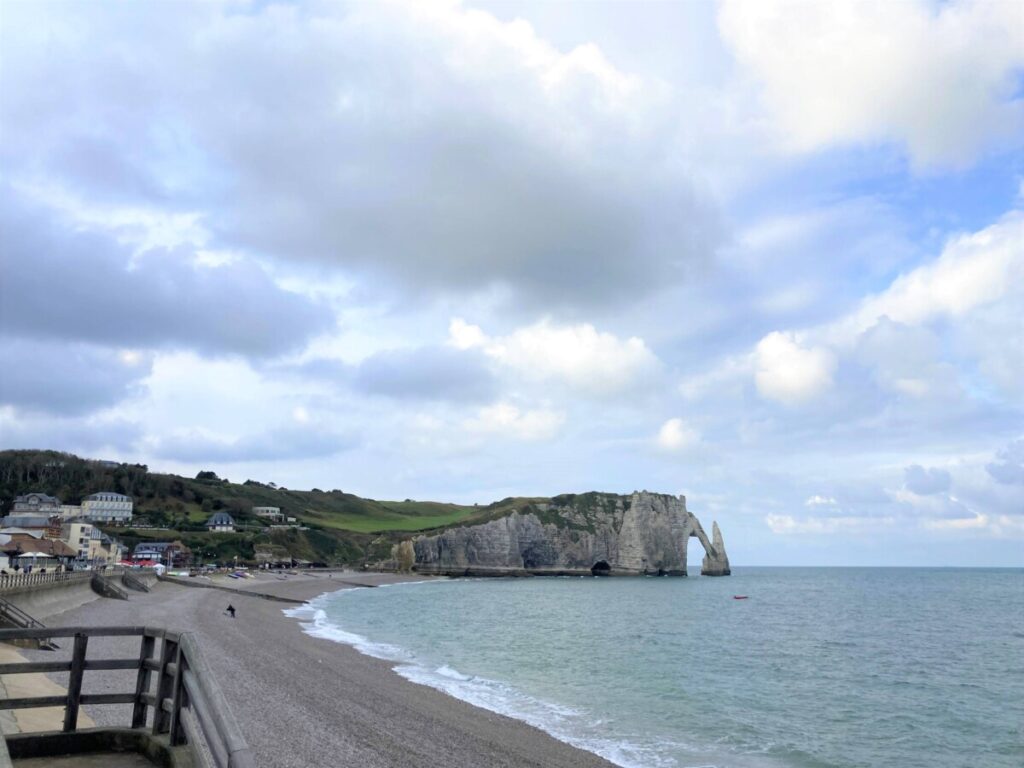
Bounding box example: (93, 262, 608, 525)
(464, 402, 565, 442)
(854, 318, 960, 400)
(692, 210, 1022, 408)
(678, 353, 751, 401)
(765, 513, 891, 535)
(805, 495, 837, 507)
(448, 318, 660, 396)
(0, 0, 717, 309)
(835, 212, 1023, 340)
(656, 418, 700, 452)
(754, 331, 836, 404)
(921, 512, 1024, 538)
(718, 0, 1024, 167)
(922, 513, 990, 532)
(448, 318, 488, 351)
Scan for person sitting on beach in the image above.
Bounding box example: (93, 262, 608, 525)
(226, 604, 236, 619)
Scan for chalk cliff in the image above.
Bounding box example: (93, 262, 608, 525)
(406, 491, 730, 577)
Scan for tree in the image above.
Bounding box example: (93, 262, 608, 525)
(196, 471, 220, 482)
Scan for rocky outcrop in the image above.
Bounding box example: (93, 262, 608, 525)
(700, 521, 731, 576)
(409, 491, 730, 577)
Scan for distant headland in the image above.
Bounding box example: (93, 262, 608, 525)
(0, 450, 728, 576)
(389, 491, 730, 577)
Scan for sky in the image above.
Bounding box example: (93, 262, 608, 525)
(1, 0, 1022, 566)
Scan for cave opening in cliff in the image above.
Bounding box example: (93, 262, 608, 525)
(591, 560, 611, 576)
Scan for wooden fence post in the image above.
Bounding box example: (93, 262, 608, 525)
(168, 645, 187, 745)
(152, 636, 178, 735)
(131, 633, 156, 728)
(63, 632, 88, 732)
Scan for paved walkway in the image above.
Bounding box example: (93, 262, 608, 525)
(0, 643, 95, 735)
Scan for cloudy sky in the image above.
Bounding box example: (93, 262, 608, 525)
(1, 0, 1022, 566)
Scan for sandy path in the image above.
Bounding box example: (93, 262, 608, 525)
(26, 573, 616, 768)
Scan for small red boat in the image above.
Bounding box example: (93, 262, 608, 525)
(733, 595, 749, 600)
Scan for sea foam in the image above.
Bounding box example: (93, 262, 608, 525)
(284, 584, 673, 768)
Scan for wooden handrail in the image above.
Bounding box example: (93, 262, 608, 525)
(0, 625, 255, 768)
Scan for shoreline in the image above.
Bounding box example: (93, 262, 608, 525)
(18, 571, 617, 768)
(285, 581, 643, 768)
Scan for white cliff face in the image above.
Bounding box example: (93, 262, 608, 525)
(411, 491, 730, 576)
(700, 520, 731, 576)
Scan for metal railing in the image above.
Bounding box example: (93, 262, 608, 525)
(0, 626, 255, 768)
(0, 598, 46, 631)
(0, 571, 90, 593)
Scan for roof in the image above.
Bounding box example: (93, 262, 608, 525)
(0, 515, 56, 528)
(1, 536, 77, 558)
(85, 492, 132, 502)
(14, 493, 61, 505)
(206, 512, 236, 526)
(0, 528, 44, 538)
(134, 542, 174, 552)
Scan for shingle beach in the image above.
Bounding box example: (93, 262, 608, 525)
(26, 572, 616, 768)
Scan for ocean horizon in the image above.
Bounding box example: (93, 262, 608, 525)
(288, 567, 1024, 768)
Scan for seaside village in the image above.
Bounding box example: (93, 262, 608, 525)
(0, 491, 298, 574)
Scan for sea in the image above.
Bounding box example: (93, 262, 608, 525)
(286, 568, 1024, 768)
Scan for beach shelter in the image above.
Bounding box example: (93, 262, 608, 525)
(14, 551, 52, 570)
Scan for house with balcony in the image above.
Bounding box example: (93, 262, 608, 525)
(82, 491, 133, 524)
(12, 493, 62, 514)
(252, 506, 284, 522)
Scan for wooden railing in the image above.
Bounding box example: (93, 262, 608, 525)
(0, 626, 255, 768)
(0, 571, 90, 593)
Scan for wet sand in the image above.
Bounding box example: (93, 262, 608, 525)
(25, 572, 616, 768)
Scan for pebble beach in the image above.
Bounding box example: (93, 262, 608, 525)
(20, 572, 616, 768)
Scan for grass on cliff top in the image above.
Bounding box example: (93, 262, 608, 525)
(0, 450, 631, 540)
(304, 500, 482, 533)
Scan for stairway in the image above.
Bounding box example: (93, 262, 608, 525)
(120, 571, 151, 593)
(0, 598, 58, 651)
(90, 572, 128, 600)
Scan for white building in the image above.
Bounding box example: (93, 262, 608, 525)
(82, 492, 133, 524)
(60, 505, 83, 519)
(252, 506, 284, 522)
(205, 512, 236, 532)
(13, 493, 62, 514)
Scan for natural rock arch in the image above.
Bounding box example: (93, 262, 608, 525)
(692, 520, 730, 576)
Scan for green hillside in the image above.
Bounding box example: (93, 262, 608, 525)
(0, 450, 536, 565)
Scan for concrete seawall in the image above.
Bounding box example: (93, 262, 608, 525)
(3, 579, 100, 621)
(157, 574, 305, 604)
